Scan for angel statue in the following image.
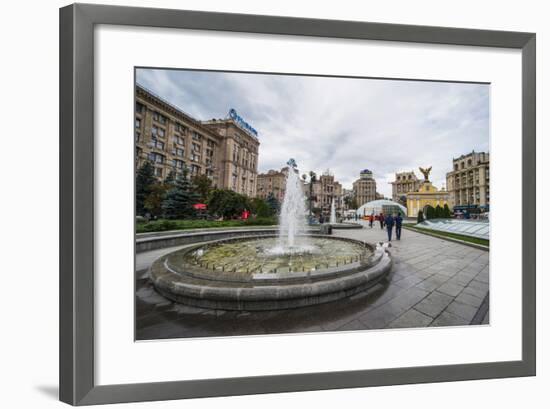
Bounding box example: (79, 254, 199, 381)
(287, 158, 297, 168)
(419, 166, 432, 182)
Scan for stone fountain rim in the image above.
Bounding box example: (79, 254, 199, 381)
(161, 234, 381, 285)
(148, 235, 393, 311)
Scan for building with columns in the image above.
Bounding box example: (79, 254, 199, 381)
(406, 181, 450, 217)
(352, 169, 377, 207)
(304, 171, 343, 218)
(445, 151, 490, 211)
(390, 171, 422, 206)
(135, 85, 260, 197)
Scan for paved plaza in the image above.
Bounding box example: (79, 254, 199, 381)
(136, 223, 489, 340)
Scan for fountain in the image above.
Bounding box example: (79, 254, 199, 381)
(330, 198, 337, 224)
(148, 159, 393, 310)
(271, 158, 311, 254)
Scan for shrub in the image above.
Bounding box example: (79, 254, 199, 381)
(417, 210, 425, 223)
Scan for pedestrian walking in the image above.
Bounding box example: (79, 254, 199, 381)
(395, 212, 403, 240)
(384, 213, 395, 241)
(369, 212, 374, 228)
(379, 212, 385, 229)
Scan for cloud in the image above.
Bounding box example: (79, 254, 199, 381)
(136, 69, 489, 197)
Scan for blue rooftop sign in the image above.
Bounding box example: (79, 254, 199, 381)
(228, 108, 258, 137)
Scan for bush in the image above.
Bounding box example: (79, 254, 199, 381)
(417, 210, 425, 223)
(243, 216, 277, 226)
(425, 205, 435, 220)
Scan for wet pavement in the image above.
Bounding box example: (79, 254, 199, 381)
(135, 222, 489, 340)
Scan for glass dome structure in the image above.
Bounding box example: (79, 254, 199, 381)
(355, 199, 407, 217)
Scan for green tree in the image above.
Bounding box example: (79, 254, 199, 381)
(191, 174, 213, 203)
(162, 168, 199, 219)
(425, 205, 435, 220)
(435, 204, 443, 218)
(250, 197, 273, 218)
(443, 203, 452, 218)
(417, 210, 424, 223)
(266, 192, 280, 216)
(164, 170, 176, 187)
(144, 183, 169, 218)
(136, 161, 157, 216)
(207, 189, 250, 219)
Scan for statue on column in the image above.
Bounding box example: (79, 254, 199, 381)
(419, 166, 432, 182)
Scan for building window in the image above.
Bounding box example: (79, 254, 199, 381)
(175, 136, 185, 145)
(192, 143, 201, 152)
(172, 159, 185, 169)
(154, 167, 163, 177)
(152, 125, 165, 138)
(192, 132, 202, 141)
(148, 152, 165, 164)
(191, 153, 201, 162)
(174, 147, 184, 157)
(153, 111, 167, 124)
(135, 131, 141, 143)
(135, 102, 145, 114)
(207, 139, 215, 148)
(150, 138, 164, 150)
(190, 164, 200, 175)
(135, 118, 141, 129)
(174, 123, 187, 133)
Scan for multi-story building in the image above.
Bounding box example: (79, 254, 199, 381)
(390, 171, 421, 205)
(304, 171, 343, 217)
(256, 167, 289, 202)
(342, 188, 355, 211)
(406, 181, 450, 217)
(135, 85, 260, 197)
(201, 118, 259, 198)
(445, 151, 490, 211)
(352, 169, 377, 207)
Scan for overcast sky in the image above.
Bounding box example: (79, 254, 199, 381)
(136, 69, 489, 197)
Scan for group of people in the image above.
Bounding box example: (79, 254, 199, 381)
(367, 211, 403, 242)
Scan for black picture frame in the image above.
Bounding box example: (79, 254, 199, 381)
(60, 3, 536, 406)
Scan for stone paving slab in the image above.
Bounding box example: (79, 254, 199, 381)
(430, 311, 469, 327)
(387, 309, 433, 329)
(413, 291, 454, 318)
(135, 222, 490, 339)
(445, 301, 478, 322)
(455, 291, 484, 308)
(437, 281, 466, 297)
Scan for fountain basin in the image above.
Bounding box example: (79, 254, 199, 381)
(150, 234, 392, 311)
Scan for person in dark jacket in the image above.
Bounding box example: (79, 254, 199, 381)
(395, 212, 403, 240)
(369, 212, 374, 228)
(379, 212, 385, 229)
(384, 213, 395, 241)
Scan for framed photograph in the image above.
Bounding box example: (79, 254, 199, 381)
(60, 3, 536, 406)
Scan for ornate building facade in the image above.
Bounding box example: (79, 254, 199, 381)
(135, 85, 260, 197)
(352, 169, 377, 207)
(256, 167, 289, 202)
(390, 171, 421, 205)
(405, 167, 449, 217)
(445, 151, 490, 211)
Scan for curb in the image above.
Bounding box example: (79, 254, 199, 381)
(402, 226, 489, 252)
